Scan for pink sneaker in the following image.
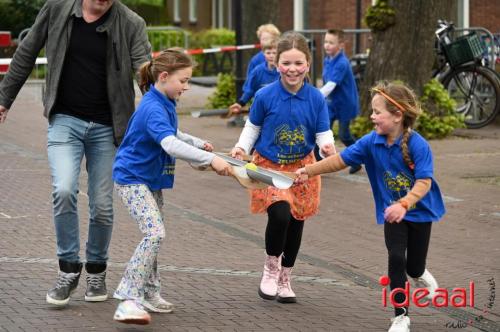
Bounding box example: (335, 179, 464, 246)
(277, 267, 296, 303)
(258, 254, 281, 300)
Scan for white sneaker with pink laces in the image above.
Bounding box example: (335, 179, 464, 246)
(113, 300, 151, 325)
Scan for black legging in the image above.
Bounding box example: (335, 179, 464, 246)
(384, 221, 432, 316)
(265, 201, 304, 268)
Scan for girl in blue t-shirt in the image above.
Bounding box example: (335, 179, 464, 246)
(296, 81, 445, 332)
(231, 32, 336, 304)
(112, 50, 232, 325)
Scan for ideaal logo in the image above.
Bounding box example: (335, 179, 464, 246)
(379, 275, 475, 308)
(378, 276, 496, 329)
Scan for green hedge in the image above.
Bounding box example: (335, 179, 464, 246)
(351, 79, 464, 140)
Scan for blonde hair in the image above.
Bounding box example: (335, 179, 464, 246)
(371, 81, 422, 169)
(261, 38, 278, 51)
(256, 24, 281, 38)
(138, 49, 195, 93)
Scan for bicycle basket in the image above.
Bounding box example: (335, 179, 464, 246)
(443, 32, 485, 67)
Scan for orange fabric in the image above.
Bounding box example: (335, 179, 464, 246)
(249, 151, 321, 220)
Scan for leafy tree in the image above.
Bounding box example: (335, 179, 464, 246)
(0, 0, 46, 38)
(360, 0, 457, 115)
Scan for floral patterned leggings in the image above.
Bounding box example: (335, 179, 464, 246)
(114, 183, 165, 302)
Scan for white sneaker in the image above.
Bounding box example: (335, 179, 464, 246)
(113, 300, 151, 325)
(388, 314, 410, 332)
(142, 295, 174, 313)
(413, 269, 438, 300)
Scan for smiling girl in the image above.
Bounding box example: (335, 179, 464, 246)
(231, 32, 335, 303)
(112, 49, 232, 324)
(296, 81, 445, 332)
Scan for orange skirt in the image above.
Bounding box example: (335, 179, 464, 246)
(249, 151, 321, 220)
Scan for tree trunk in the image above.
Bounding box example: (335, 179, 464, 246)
(240, 0, 279, 70)
(360, 0, 456, 115)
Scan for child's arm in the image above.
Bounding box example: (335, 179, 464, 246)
(176, 129, 207, 149)
(161, 136, 213, 166)
(295, 154, 348, 183)
(315, 130, 336, 157)
(384, 178, 432, 223)
(319, 81, 336, 98)
(306, 153, 348, 175)
(399, 178, 432, 207)
(228, 81, 254, 115)
(231, 119, 261, 159)
(161, 136, 232, 175)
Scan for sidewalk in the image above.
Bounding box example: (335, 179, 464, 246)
(0, 84, 499, 331)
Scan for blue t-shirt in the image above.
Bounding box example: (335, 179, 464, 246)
(239, 62, 280, 105)
(250, 80, 330, 164)
(322, 51, 359, 122)
(242, 51, 266, 95)
(113, 85, 177, 190)
(340, 131, 446, 224)
(247, 51, 266, 76)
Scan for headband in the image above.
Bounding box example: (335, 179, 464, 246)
(372, 88, 406, 113)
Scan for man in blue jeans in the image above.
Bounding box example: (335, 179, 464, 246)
(0, 0, 151, 306)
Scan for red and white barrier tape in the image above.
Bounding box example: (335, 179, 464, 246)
(153, 43, 260, 56)
(0, 43, 261, 68)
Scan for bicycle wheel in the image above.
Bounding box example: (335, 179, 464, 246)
(441, 65, 500, 129)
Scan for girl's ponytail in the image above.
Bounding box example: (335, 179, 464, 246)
(400, 127, 414, 170)
(137, 49, 195, 94)
(138, 61, 155, 94)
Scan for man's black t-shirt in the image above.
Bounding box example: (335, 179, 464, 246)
(54, 11, 112, 126)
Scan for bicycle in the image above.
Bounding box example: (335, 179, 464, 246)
(434, 20, 500, 129)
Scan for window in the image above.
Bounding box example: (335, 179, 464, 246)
(174, 0, 181, 23)
(189, 0, 197, 23)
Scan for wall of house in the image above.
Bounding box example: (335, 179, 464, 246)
(470, 0, 500, 34)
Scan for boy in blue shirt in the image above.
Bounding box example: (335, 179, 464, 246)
(229, 39, 280, 114)
(317, 29, 361, 174)
(246, 24, 281, 77)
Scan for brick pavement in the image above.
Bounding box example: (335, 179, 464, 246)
(0, 85, 499, 331)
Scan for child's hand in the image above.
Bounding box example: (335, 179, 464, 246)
(229, 103, 242, 114)
(321, 143, 336, 157)
(230, 147, 245, 160)
(294, 167, 309, 184)
(211, 156, 233, 176)
(384, 202, 407, 223)
(203, 142, 214, 152)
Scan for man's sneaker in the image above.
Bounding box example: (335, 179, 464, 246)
(85, 271, 108, 302)
(113, 300, 151, 325)
(46, 270, 81, 306)
(388, 314, 410, 332)
(142, 295, 174, 313)
(413, 269, 438, 300)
